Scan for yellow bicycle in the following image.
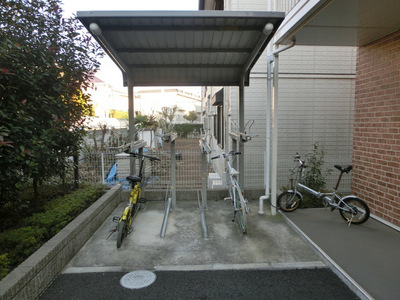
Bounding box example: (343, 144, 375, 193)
(113, 152, 160, 248)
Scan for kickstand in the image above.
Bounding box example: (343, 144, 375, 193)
(106, 228, 117, 240)
(347, 216, 353, 227)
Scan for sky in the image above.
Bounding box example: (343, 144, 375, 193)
(61, 0, 201, 94)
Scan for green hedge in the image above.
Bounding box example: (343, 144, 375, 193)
(174, 124, 203, 138)
(0, 184, 105, 280)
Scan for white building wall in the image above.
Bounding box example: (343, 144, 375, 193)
(203, 0, 356, 190)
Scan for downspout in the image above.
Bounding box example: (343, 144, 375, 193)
(238, 78, 245, 184)
(259, 37, 296, 215)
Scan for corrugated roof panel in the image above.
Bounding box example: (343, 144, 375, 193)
(78, 10, 285, 86)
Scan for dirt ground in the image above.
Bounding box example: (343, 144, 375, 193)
(150, 138, 213, 189)
(168, 138, 200, 151)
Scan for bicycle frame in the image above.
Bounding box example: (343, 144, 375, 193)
(114, 152, 160, 247)
(217, 152, 241, 210)
(122, 155, 146, 220)
(278, 153, 370, 225)
(290, 156, 358, 214)
(211, 151, 248, 233)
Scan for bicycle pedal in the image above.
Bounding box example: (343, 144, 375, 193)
(224, 197, 232, 201)
(112, 216, 120, 223)
(138, 198, 147, 203)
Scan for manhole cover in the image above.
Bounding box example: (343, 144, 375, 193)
(120, 270, 157, 289)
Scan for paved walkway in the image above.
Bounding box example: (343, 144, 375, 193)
(38, 200, 399, 299)
(281, 207, 400, 300)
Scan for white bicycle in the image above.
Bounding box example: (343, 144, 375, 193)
(278, 153, 370, 225)
(211, 151, 249, 233)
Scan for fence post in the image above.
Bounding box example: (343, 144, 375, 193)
(101, 152, 105, 184)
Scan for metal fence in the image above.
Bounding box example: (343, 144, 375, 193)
(78, 149, 213, 190)
(78, 148, 352, 194)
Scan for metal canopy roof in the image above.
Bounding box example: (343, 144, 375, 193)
(275, 0, 400, 47)
(77, 10, 285, 87)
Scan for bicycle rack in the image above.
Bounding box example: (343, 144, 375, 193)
(162, 131, 177, 209)
(229, 119, 258, 143)
(199, 132, 213, 211)
(160, 184, 172, 237)
(159, 132, 178, 238)
(197, 190, 208, 238)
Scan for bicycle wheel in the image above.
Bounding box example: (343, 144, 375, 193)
(277, 191, 301, 212)
(234, 186, 247, 234)
(339, 197, 370, 224)
(117, 219, 126, 248)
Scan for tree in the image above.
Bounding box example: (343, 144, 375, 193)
(0, 0, 102, 205)
(110, 109, 128, 120)
(183, 111, 198, 123)
(160, 105, 179, 124)
(134, 112, 149, 128)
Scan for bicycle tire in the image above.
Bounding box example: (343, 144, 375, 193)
(117, 219, 126, 248)
(277, 191, 301, 212)
(339, 197, 370, 224)
(235, 186, 247, 234)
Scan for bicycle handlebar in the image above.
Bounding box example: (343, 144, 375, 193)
(294, 153, 353, 174)
(129, 152, 161, 162)
(211, 151, 242, 160)
(294, 153, 306, 167)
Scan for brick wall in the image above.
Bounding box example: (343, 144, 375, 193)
(353, 30, 400, 226)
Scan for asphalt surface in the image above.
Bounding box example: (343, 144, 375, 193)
(40, 269, 360, 299)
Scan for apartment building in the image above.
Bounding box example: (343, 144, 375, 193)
(200, 0, 400, 227)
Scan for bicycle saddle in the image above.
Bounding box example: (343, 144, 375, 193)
(334, 165, 353, 173)
(126, 175, 141, 183)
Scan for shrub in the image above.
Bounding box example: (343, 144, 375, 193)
(174, 124, 203, 138)
(0, 226, 47, 277)
(0, 184, 105, 280)
(0, 254, 9, 279)
(301, 143, 332, 208)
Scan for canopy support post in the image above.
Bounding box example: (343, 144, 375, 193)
(128, 76, 135, 175)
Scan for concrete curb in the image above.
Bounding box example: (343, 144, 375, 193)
(143, 188, 265, 201)
(0, 185, 122, 300)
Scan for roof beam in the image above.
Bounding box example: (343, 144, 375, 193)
(102, 25, 264, 32)
(128, 64, 242, 69)
(117, 48, 253, 54)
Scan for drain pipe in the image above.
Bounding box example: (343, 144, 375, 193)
(259, 38, 296, 215)
(258, 54, 274, 215)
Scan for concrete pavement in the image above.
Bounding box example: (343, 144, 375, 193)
(38, 198, 370, 299)
(61, 199, 323, 273)
(281, 207, 400, 300)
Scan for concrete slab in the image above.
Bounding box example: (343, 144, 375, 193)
(282, 208, 400, 300)
(63, 200, 323, 273)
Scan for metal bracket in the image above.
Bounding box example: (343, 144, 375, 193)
(162, 132, 177, 143)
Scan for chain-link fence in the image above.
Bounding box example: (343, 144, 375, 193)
(77, 149, 214, 190)
(77, 147, 352, 194)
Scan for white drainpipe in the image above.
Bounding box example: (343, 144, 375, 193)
(259, 38, 296, 215)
